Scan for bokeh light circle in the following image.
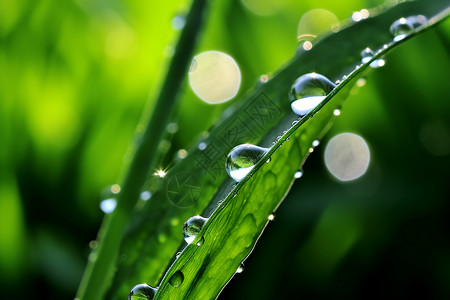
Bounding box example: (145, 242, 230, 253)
(324, 132, 370, 181)
(188, 51, 241, 104)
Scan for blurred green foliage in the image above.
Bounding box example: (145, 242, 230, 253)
(0, 0, 449, 299)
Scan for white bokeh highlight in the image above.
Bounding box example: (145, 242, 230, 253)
(324, 133, 370, 181)
(189, 51, 241, 104)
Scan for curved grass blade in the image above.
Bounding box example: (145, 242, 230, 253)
(107, 1, 450, 298)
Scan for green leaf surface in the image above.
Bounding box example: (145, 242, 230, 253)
(106, 1, 450, 299)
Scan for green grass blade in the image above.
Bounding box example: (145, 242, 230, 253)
(105, 1, 450, 299)
(75, 0, 209, 299)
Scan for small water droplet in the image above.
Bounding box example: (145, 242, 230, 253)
(183, 216, 208, 244)
(286, 137, 291, 141)
(268, 214, 275, 221)
(259, 74, 269, 83)
(294, 169, 304, 179)
(289, 73, 336, 116)
(276, 136, 282, 141)
(312, 140, 320, 147)
(335, 80, 341, 84)
(225, 144, 269, 182)
(89, 240, 98, 249)
(302, 41, 313, 51)
(100, 198, 117, 214)
(342, 75, 347, 80)
(390, 17, 414, 42)
(292, 120, 299, 126)
(140, 191, 152, 201)
(129, 283, 157, 300)
(196, 236, 205, 246)
(176, 252, 182, 259)
(352, 11, 362, 22)
(266, 157, 271, 163)
(168, 270, 184, 288)
(308, 147, 314, 153)
(171, 15, 186, 30)
(198, 142, 207, 151)
(333, 109, 341, 116)
(361, 47, 374, 64)
(236, 263, 245, 273)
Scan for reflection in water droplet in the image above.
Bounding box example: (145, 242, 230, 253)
(183, 216, 208, 244)
(168, 270, 184, 288)
(128, 283, 157, 300)
(236, 263, 245, 273)
(196, 236, 205, 246)
(294, 169, 303, 179)
(390, 17, 414, 42)
(324, 132, 370, 181)
(289, 73, 336, 116)
(189, 51, 241, 104)
(225, 144, 269, 182)
(100, 198, 117, 214)
(140, 191, 152, 201)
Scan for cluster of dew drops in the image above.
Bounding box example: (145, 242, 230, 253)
(126, 14, 427, 300)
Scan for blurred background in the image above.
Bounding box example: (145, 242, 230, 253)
(1, 0, 449, 299)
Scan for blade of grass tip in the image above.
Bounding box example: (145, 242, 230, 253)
(76, 0, 210, 299)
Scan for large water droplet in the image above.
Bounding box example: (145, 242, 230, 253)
(289, 73, 336, 116)
(390, 17, 414, 42)
(128, 283, 157, 300)
(168, 270, 184, 288)
(183, 216, 208, 244)
(225, 144, 268, 182)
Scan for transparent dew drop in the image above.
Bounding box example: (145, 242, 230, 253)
(312, 140, 320, 147)
(236, 263, 245, 273)
(407, 15, 427, 29)
(390, 17, 414, 42)
(289, 73, 336, 116)
(176, 252, 181, 259)
(168, 270, 184, 288)
(268, 214, 275, 221)
(140, 191, 152, 201)
(333, 109, 341, 116)
(361, 47, 374, 64)
(183, 216, 208, 244)
(128, 283, 157, 300)
(225, 144, 269, 182)
(294, 169, 304, 179)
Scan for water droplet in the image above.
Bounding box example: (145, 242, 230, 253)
(176, 251, 182, 259)
(302, 41, 313, 51)
(312, 140, 320, 147)
(407, 15, 427, 29)
(259, 74, 269, 83)
(292, 120, 299, 126)
(268, 214, 275, 221)
(196, 236, 205, 246)
(128, 283, 157, 300)
(390, 17, 414, 42)
(100, 198, 117, 214)
(333, 109, 341, 116)
(289, 73, 336, 116)
(225, 144, 268, 182)
(168, 270, 184, 288)
(89, 240, 98, 249)
(198, 142, 207, 151)
(183, 216, 208, 244)
(294, 169, 304, 179)
(361, 47, 374, 64)
(140, 191, 152, 201)
(236, 263, 245, 273)
(171, 15, 186, 30)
